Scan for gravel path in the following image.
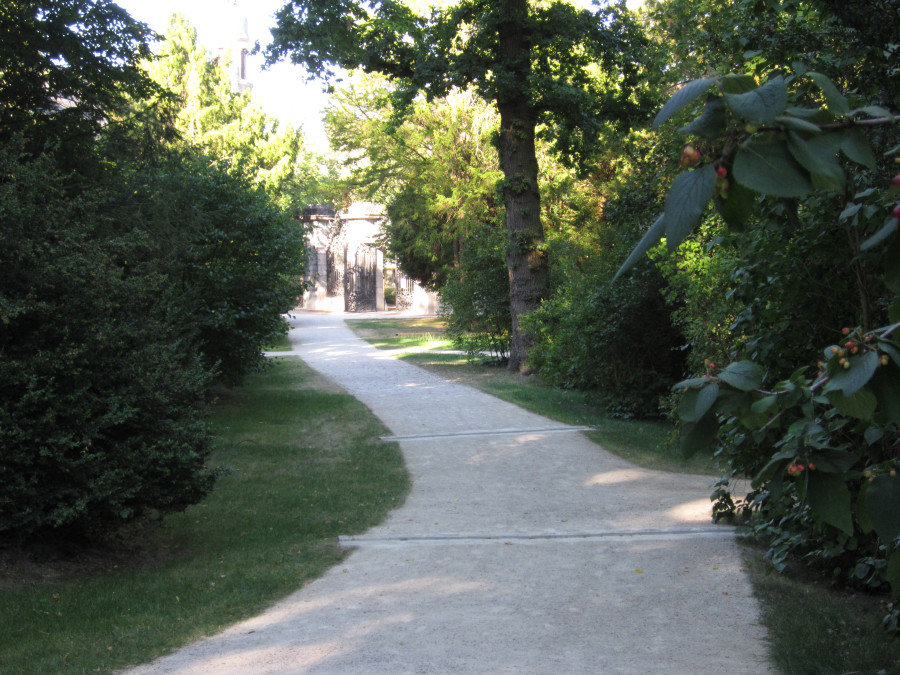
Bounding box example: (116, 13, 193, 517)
(125, 310, 772, 674)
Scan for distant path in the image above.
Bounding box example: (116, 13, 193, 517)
(126, 310, 771, 674)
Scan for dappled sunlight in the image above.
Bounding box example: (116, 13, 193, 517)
(129, 574, 492, 674)
(584, 469, 648, 486)
(665, 497, 714, 522)
(178, 641, 345, 673)
(238, 576, 487, 631)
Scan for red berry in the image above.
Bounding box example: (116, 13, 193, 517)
(893, 203, 900, 219)
(892, 174, 900, 187)
(842, 327, 851, 335)
(787, 464, 806, 477)
(717, 166, 728, 179)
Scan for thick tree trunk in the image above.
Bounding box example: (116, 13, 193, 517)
(497, 0, 548, 372)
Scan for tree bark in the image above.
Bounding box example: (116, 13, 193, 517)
(497, 0, 548, 372)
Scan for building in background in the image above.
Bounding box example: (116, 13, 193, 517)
(300, 203, 439, 314)
(210, 0, 253, 93)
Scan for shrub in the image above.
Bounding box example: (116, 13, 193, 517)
(0, 146, 216, 540)
(122, 156, 308, 385)
(526, 261, 686, 418)
(439, 223, 511, 363)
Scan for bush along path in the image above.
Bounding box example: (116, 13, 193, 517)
(127, 310, 771, 674)
(617, 70, 900, 633)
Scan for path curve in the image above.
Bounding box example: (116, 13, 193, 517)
(126, 310, 771, 674)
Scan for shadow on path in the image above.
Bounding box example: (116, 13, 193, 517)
(125, 310, 771, 674)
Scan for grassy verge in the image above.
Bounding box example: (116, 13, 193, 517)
(345, 316, 453, 351)
(740, 541, 900, 674)
(0, 358, 409, 674)
(262, 326, 294, 351)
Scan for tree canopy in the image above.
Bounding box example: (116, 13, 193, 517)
(266, 0, 649, 369)
(1, 2, 309, 541)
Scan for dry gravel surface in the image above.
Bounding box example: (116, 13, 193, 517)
(124, 310, 771, 674)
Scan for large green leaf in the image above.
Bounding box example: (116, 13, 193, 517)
(870, 366, 900, 424)
(885, 239, 900, 292)
(718, 360, 764, 391)
(807, 72, 850, 115)
(826, 387, 877, 420)
(861, 475, 900, 542)
(725, 75, 788, 124)
(753, 448, 797, 488)
(672, 376, 716, 390)
(679, 97, 727, 138)
(614, 213, 665, 280)
(861, 217, 898, 251)
(857, 479, 874, 533)
(663, 165, 717, 251)
(888, 550, 900, 600)
(775, 114, 823, 133)
(807, 471, 853, 535)
(823, 351, 880, 396)
(733, 136, 814, 198)
(854, 105, 893, 119)
(679, 382, 720, 423)
(808, 449, 859, 473)
(653, 77, 718, 130)
(680, 412, 719, 458)
(714, 179, 756, 231)
(841, 128, 876, 169)
(787, 132, 845, 193)
(720, 74, 759, 94)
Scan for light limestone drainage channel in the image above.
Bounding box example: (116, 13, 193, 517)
(379, 425, 596, 441)
(341, 528, 735, 548)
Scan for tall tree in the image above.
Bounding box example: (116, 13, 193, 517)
(265, 0, 648, 370)
(144, 13, 332, 211)
(326, 75, 502, 288)
(0, 0, 157, 162)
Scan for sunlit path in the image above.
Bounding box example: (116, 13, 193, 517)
(125, 310, 771, 674)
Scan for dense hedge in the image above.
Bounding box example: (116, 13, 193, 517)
(0, 147, 216, 539)
(526, 262, 686, 418)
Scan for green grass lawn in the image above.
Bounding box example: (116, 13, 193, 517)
(344, 316, 454, 351)
(0, 358, 409, 674)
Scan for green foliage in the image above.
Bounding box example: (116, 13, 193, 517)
(117, 155, 308, 385)
(626, 24, 900, 628)
(326, 80, 503, 290)
(525, 123, 688, 419)
(439, 223, 511, 364)
(672, 325, 900, 614)
(266, 0, 651, 370)
(142, 13, 333, 212)
(0, 0, 158, 162)
(0, 3, 314, 542)
(526, 262, 685, 418)
(0, 144, 216, 540)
